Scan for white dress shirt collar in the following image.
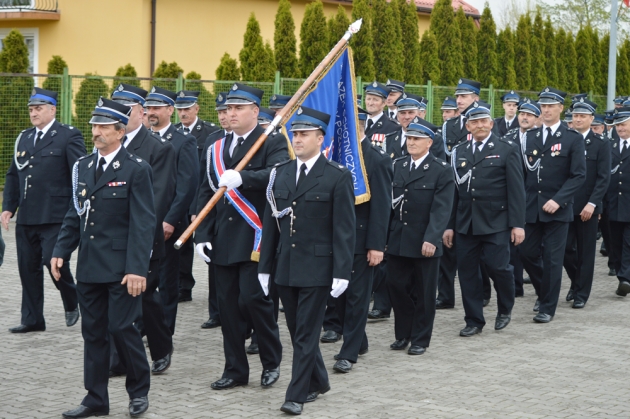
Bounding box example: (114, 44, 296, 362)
(123, 125, 142, 148)
(97, 145, 122, 172)
(296, 153, 321, 183)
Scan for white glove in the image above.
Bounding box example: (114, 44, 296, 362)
(330, 278, 349, 298)
(195, 242, 212, 263)
(218, 169, 243, 191)
(258, 273, 270, 296)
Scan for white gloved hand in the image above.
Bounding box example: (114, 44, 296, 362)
(258, 273, 270, 296)
(195, 242, 212, 263)
(330, 278, 349, 298)
(218, 169, 243, 191)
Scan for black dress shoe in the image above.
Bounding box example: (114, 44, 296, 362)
(459, 326, 482, 337)
(247, 342, 259, 354)
(201, 318, 221, 329)
(435, 300, 454, 309)
(261, 367, 280, 387)
(279, 306, 285, 312)
(515, 292, 524, 298)
(62, 405, 108, 418)
(609, 268, 617, 276)
(9, 323, 45, 333)
(109, 369, 126, 378)
(597, 230, 602, 240)
(367, 309, 390, 321)
(494, 313, 511, 330)
(616, 280, 630, 297)
(533, 313, 553, 323)
(320, 330, 341, 343)
(129, 396, 148, 417)
(306, 383, 331, 402)
(178, 292, 192, 303)
(572, 301, 585, 309)
(211, 377, 247, 390)
(408, 345, 426, 355)
(66, 308, 80, 327)
(533, 299, 541, 312)
(390, 338, 410, 350)
(523, 276, 532, 284)
(280, 401, 303, 415)
(358, 347, 368, 356)
(151, 353, 171, 374)
(600, 244, 608, 256)
(333, 359, 352, 373)
(482, 299, 490, 307)
(566, 289, 575, 302)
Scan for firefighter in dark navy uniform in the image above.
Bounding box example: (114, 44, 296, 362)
(52, 98, 155, 418)
(3, 87, 86, 333)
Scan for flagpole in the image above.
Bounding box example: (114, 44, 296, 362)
(174, 19, 363, 249)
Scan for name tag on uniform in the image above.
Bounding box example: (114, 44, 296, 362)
(107, 182, 126, 187)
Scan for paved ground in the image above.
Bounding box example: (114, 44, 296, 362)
(1, 228, 630, 419)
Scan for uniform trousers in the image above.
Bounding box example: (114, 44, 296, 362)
(600, 207, 619, 270)
(277, 284, 329, 403)
(77, 281, 150, 412)
(609, 221, 630, 284)
(214, 262, 282, 383)
(437, 240, 457, 306)
(178, 232, 196, 297)
(457, 230, 515, 329)
(387, 255, 439, 348)
(563, 215, 598, 303)
(334, 254, 372, 362)
(207, 262, 220, 320)
(16, 223, 77, 327)
(510, 242, 525, 296)
(322, 295, 342, 334)
(371, 261, 391, 314)
(520, 220, 569, 316)
(159, 217, 188, 335)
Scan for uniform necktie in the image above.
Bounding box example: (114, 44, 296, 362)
(366, 119, 374, 132)
(183, 127, 190, 134)
(545, 127, 553, 145)
(34, 130, 43, 146)
(474, 141, 483, 155)
(390, 111, 395, 119)
(411, 162, 418, 171)
(297, 163, 307, 188)
(506, 119, 510, 130)
(231, 137, 244, 158)
(623, 140, 629, 154)
(95, 157, 106, 182)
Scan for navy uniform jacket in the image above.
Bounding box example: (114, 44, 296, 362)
(175, 119, 220, 160)
(258, 155, 355, 287)
(3, 120, 86, 225)
(193, 128, 228, 215)
(387, 153, 454, 259)
(523, 125, 586, 223)
(606, 139, 630, 222)
(365, 113, 399, 138)
(355, 139, 393, 254)
(126, 126, 177, 260)
(450, 135, 525, 235)
(53, 147, 156, 283)
(158, 124, 199, 226)
(442, 115, 470, 160)
(572, 130, 610, 216)
(384, 128, 446, 161)
(196, 124, 289, 265)
(492, 116, 520, 138)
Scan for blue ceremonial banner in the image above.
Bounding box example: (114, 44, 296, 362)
(286, 49, 370, 203)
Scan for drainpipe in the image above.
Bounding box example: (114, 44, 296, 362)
(150, 0, 157, 76)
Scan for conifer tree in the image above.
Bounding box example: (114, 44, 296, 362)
(564, 33, 579, 93)
(184, 71, 214, 122)
(299, 0, 328, 78)
(350, 0, 375, 81)
(419, 30, 440, 84)
(543, 17, 558, 87)
(588, 27, 603, 94)
(456, 7, 477, 81)
(476, 5, 496, 87)
(617, 40, 630, 95)
(515, 14, 532, 90)
(555, 29, 568, 91)
(274, 0, 299, 78)
(599, 33, 610, 95)
(530, 36, 547, 90)
(398, 0, 422, 84)
(0, 29, 29, 73)
(215, 53, 240, 81)
(152, 60, 183, 91)
(575, 26, 594, 94)
(496, 28, 517, 89)
(430, 0, 463, 85)
(74, 74, 109, 138)
(239, 14, 273, 81)
(372, 0, 404, 80)
(42, 55, 68, 94)
(112, 64, 140, 88)
(328, 5, 351, 52)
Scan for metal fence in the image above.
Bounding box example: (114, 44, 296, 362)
(0, 71, 608, 187)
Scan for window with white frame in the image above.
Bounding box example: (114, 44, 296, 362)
(0, 28, 39, 74)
